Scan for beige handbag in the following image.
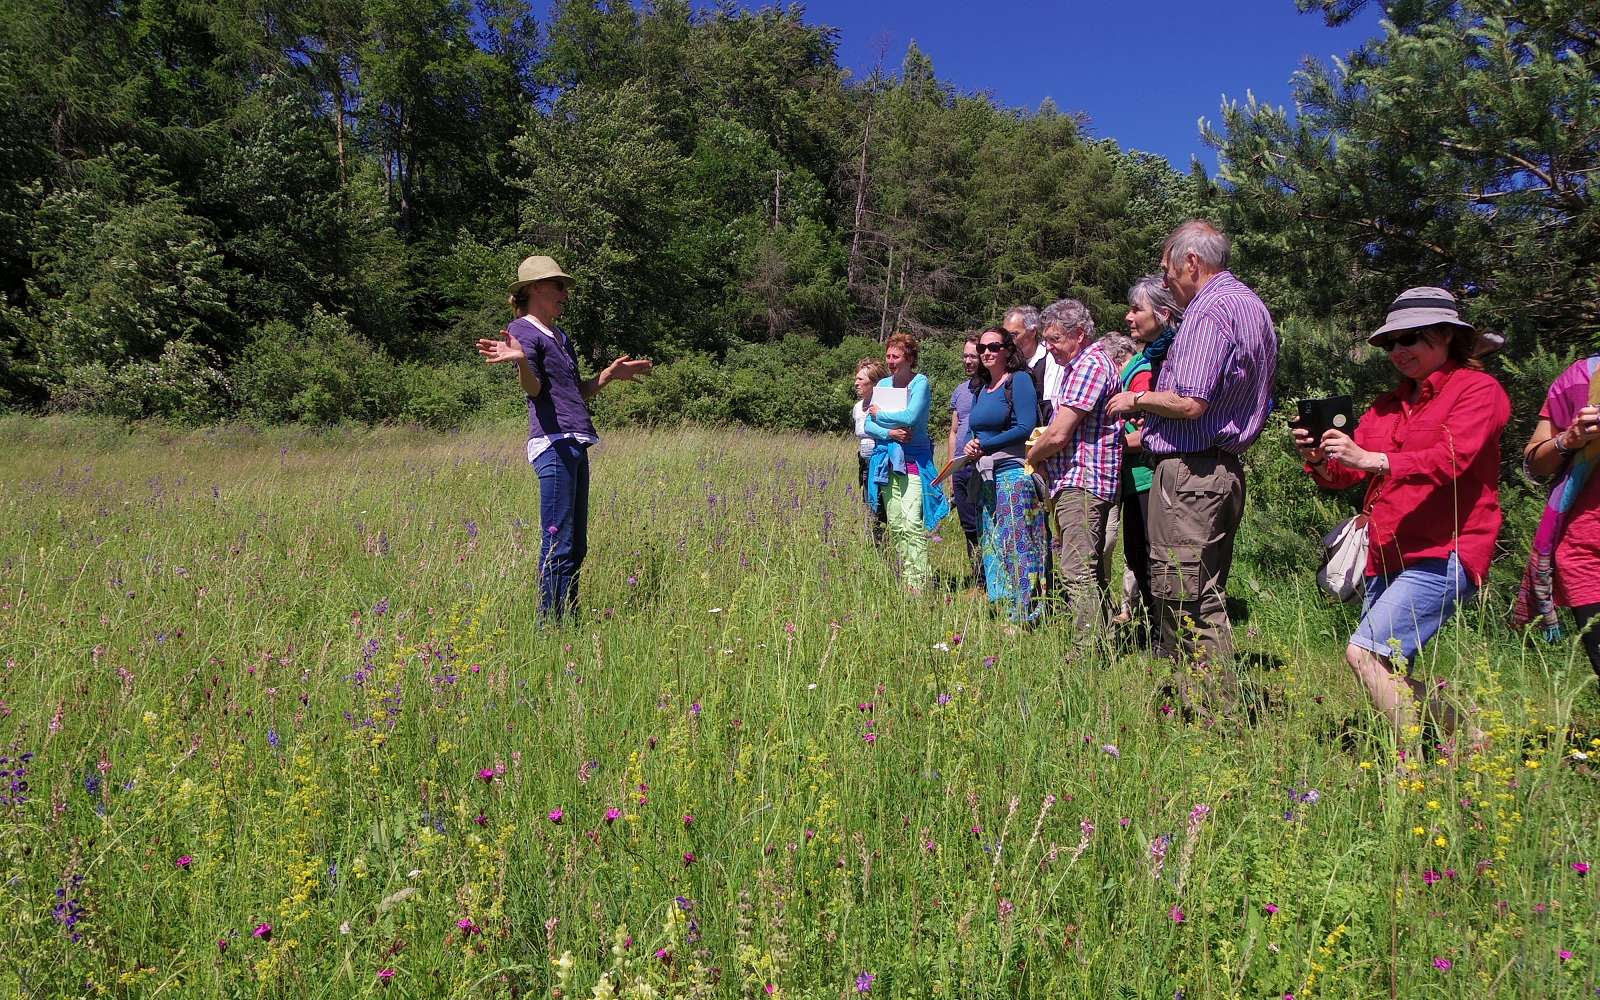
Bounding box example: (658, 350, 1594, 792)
(1318, 514, 1369, 603)
(1318, 474, 1383, 603)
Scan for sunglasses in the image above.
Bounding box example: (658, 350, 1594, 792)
(977, 342, 1006, 353)
(1381, 331, 1426, 351)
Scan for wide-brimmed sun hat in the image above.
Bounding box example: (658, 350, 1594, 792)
(509, 255, 574, 296)
(1367, 286, 1474, 345)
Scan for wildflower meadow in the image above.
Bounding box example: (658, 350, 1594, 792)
(0, 416, 1595, 998)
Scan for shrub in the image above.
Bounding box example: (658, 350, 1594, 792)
(400, 360, 506, 429)
(51, 339, 231, 425)
(233, 307, 401, 425)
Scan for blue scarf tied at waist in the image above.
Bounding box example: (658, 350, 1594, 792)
(866, 440, 950, 532)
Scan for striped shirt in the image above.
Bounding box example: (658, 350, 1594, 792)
(1045, 342, 1122, 501)
(1142, 271, 1277, 456)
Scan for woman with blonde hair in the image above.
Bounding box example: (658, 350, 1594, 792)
(851, 357, 890, 540)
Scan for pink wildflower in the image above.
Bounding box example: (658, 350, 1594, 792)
(1169, 905, 1185, 924)
(253, 922, 272, 941)
(547, 808, 564, 824)
(176, 855, 193, 870)
(682, 851, 696, 866)
(377, 968, 395, 983)
(477, 768, 495, 783)
(605, 807, 620, 824)
(1265, 903, 1279, 915)
(682, 813, 694, 828)
(458, 917, 480, 936)
(1573, 861, 1590, 875)
(1559, 950, 1573, 962)
(1432, 957, 1451, 970)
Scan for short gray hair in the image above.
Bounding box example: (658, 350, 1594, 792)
(1127, 273, 1185, 328)
(1098, 333, 1138, 369)
(1040, 298, 1095, 340)
(1162, 219, 1231, 271)
(1002, 305, 1041, 338)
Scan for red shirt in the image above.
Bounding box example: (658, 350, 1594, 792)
(1308, 363, 1510, 584)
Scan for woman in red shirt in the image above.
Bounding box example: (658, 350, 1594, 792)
(1292, 287, 1510, 742)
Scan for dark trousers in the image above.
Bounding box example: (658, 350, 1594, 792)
(534, 439, 591, 621)
(951, 465, 983, 585)
(858, 454, 887, 544)
(1121, 468, 1155, 622)
(1575, 603, 1600, 681)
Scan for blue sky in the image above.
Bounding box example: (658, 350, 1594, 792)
(712, 0, 1389, 173)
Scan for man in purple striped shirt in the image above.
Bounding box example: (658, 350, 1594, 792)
(1108, 220, 1277, 711)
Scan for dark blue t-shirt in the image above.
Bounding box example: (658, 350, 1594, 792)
(507, 317, 599, 443)
(949, 382, 977, 452)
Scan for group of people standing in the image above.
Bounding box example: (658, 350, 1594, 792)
(853, 221, 1270, 705)
(851, 218, 1600, 735)
(481, 223, 1599, 743)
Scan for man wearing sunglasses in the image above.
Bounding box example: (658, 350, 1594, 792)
(1107, 220, 1277, 714)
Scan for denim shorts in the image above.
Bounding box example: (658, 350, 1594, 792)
(1350, 553, 1476, 663)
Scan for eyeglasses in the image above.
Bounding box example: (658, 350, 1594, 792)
(977, 342, 1005, 353)
(1381, 331, 1425, 351)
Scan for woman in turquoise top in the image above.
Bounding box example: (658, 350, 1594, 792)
(865, 331, 950, 592)
(1115, 274, 1182, 634)
(963, 326, 1044, 622)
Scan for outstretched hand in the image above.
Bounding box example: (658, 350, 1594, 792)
(605, 355, 653, 382)
(477, 330, 525, 364)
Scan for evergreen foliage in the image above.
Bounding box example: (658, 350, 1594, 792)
(0, 0, 1594, 426)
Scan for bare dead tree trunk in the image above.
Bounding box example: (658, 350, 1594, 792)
(879, 243, 893, 342)
(848, 105, 873, 293)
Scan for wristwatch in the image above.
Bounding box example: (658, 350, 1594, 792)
(1133, 391, 1147, 411)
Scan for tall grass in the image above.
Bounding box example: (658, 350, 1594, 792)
(0, 416, 1594, 998)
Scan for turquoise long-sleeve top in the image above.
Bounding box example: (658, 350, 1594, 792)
(864, 372, 949, 532)
(862, 372, 932, 451)
(968, 371, 1037, 454)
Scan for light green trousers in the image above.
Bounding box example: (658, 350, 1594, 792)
(885, 472, 930, 590)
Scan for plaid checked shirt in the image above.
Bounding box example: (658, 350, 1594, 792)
(1046, 342, 1122, 501)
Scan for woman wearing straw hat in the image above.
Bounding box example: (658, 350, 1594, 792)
(477, 255, 651, 621)
(1290, 287, 1509, 745)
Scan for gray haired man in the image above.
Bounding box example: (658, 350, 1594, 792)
(1027, 299, 1124, 633)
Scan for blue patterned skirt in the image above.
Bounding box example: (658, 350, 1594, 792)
(979, 464, 1047, 622)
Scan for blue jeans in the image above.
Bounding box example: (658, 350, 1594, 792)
(534, 440, 590, 621)
(1351, 553, 1476, 663)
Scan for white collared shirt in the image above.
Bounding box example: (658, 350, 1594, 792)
(1029, 344, 1066, 410)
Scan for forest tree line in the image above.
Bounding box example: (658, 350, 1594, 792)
(0, 0, 1594, 429)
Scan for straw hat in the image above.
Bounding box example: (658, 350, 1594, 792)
(509, 255, 574, 296)
(1367, 286, 1474, 345)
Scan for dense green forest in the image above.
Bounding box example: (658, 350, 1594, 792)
(0, 0, 1594, 429)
